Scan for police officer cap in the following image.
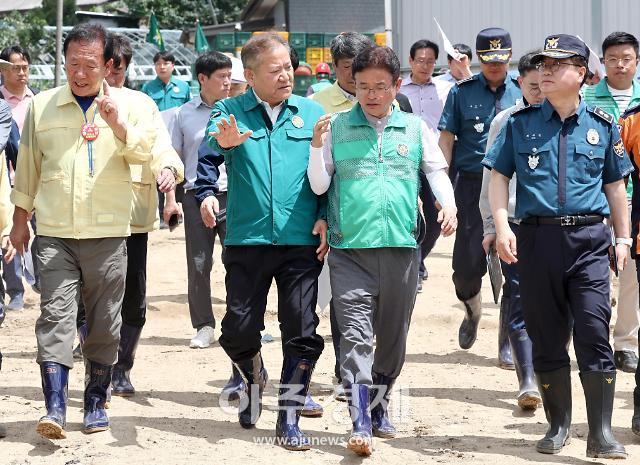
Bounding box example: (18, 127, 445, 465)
(532, 34, 589, 63)
(476, 27, 512, 64)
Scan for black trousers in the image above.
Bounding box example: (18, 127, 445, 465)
(451, 174, 486, 300)
(418, 171, 442, 277)
(77, 232, 148, 328)
(220, 245, 324, 362)
(518, 222, 614, 373)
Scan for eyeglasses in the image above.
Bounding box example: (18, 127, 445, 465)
(605, 57, 637, 67)
(535, 61, 583, 73)
(355, 85, 393, 96)
(11, 65, 28, 73)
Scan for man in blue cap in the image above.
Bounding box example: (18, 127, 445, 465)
(487, 34, 631, 459)
(438, 28, 522, 366)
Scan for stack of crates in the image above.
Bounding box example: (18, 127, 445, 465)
(323, 33, 335, 64)
(235, 32, 252, 55)
(214, 33, 236, 53)
(306, 33, 325, 72)
(289, 32, 307, 62)
(294, 75, 314, 96)
(374, 32, 387, 46)
(252, 31, 290, 42)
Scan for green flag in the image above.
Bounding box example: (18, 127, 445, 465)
(195, 21, 210, 53)
(146, 13, 166, 51)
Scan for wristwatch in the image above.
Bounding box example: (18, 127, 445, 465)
(615, 237, 633, 246)
(163, 166, 178, 179)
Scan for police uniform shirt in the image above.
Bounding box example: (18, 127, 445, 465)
(438, 72, 521, 173)
(485, 99, 633, 219)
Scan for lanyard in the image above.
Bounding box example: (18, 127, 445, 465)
(80, 107, 99, 176)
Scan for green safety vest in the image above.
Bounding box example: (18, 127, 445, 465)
(328, 103, 422, 249)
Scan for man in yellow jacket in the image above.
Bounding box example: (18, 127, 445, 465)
(10, 24, 155, 439)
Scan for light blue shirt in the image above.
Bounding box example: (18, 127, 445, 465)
(171, 95, 227, 191)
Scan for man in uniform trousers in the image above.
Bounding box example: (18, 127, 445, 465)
(10, 24, 155, 439)
(203, 33, 327, 451)
(438, 28, 522, 365)
(488, 35, 632, 459)
(104, 34, 184, 397)
(308, 46, 457, 456)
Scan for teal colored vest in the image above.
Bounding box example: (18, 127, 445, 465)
(328, 104, 422, 248)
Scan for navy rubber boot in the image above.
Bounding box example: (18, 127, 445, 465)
(234, 353, 268, 429)
(347, 384, 373, 456)
(498, 296, 514, 369)
(221, 364, 246, 402)
(509, 329, 541, 410)
(371, 372, 396, 438)
(111, 324, 143, 397)
(83, 361, 112, 434)
(36, 362, 69, 439)
(300, 394, 323, 418)
(275, 356, 315, 451)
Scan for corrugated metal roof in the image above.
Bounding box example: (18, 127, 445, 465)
(0, 0, 42, 12)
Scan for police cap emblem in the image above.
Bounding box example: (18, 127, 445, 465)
(546, 37, 560, 50)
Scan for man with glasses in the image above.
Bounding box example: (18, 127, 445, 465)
(487, 34, 631, 459)
(438, 28, 521, 365)
(584, 32, 640, 375)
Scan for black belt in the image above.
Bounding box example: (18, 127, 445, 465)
(458, 170, 483, 180)
(521, 214, 605, 226)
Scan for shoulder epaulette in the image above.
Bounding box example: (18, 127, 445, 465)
(589, 106, 614, 124)
(511, 104, 539, 116)
(622, 102, 640, 120)
(456, 75, 477, 86)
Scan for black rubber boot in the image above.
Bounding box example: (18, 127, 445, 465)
(36, 362, 69, 439)
(83, 360, 112, 434)
(275, 356, 315, 451)
(633, 388, 640, 436)
(233, 353, 268, 429)
(536, 367, 572, 454)
(371, 371, 396, 438)
(509, 329, 541, 410)
(459, 293, 482, 349)
(221, 364, 246, 402)
(580, 371, 627, 459)
(347, 384, 373, 456)
(498, 296, 514, 369)
(111, 324, 143, 397)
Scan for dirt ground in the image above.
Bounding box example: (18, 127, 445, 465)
(1, 227, 640, 465)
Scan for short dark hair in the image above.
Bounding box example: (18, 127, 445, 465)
(568, 56, 589, 85)
(63, 23, 112, 63)
(289, 46, 299, 71)
(518, 50, 540, 76)
(195, 51, 232, 78)
(107, 33, 133, 69)
(447, 43, 472, 62)
(153, 51, 176, 64)
(329, 32, 373, 64)
(0, 44, 30, 64)
(241, 33, 289, 70)
(352, 46, 401, 82)
(602, 31, 639, 57)
(410, 39, 439, 60)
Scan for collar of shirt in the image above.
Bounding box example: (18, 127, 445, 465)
(478, 72, 507, 93)
(0, 84, 33, 102)
(594, 77, 640, 99)
(541, 98, 587, 124)
(401, 74, 434, 88)
(252, 88, 284, 124)
(337, 83, 357, 102)
(193, 94, 214, 109)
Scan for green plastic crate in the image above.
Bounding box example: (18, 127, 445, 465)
(293, 75, 314, 96)
(292, 46, 306, 62)
(235, 31, 252, 47)
(323, 33, 337, 47)
(215, 33, 236, 51)
(289, 32, 307, 48)
(307, 33, 323, 48)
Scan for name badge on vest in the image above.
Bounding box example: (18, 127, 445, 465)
(397, 143, 409, 157)
(173, 87, 181, 93)
(587, 128, 599, 145)
(528, 155, 539, 170)
(291, 115, 304, 128)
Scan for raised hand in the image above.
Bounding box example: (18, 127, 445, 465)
(209, 114, 252, 149)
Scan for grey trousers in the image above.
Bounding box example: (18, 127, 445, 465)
(35, 236, 127, 368)
(329, 247, 418, 386)
(183, 190, 227, 329)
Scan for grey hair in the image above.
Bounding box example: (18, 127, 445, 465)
(241, 33, 290, 70)
(329, 32, 374, 64)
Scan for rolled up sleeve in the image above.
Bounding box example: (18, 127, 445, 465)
(10, 102, 41, 213)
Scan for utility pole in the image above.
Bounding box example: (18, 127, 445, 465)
(207, 0, 219, 25)
(54, 0, 63, 86)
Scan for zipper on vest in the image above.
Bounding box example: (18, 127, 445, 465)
(378, 133, 384, 163)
